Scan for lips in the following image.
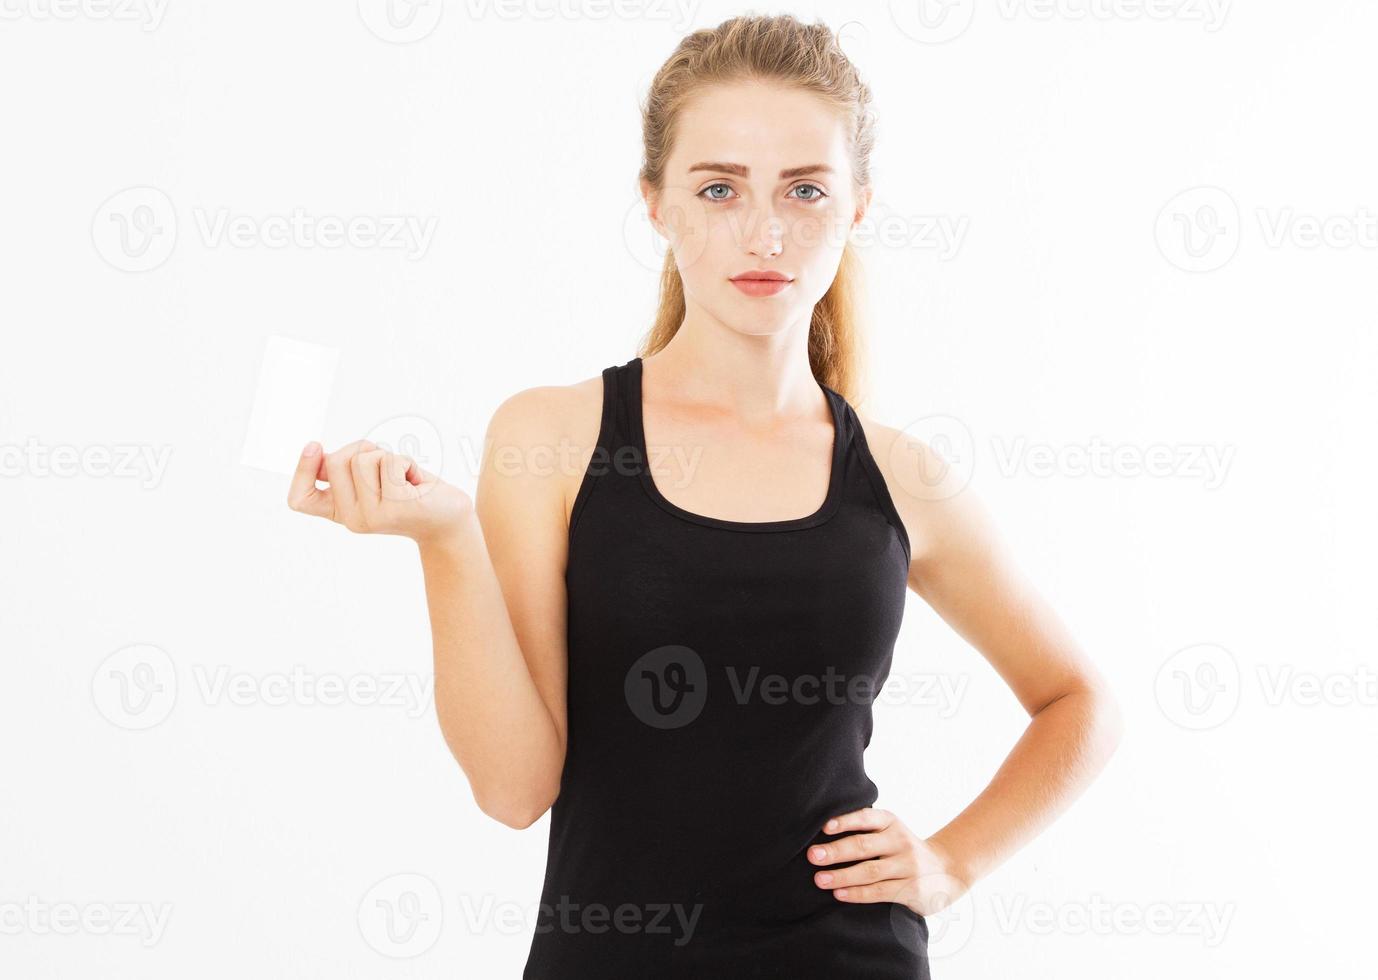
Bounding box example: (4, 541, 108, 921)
(731, 270, 793, 282)
(730, 275, 793, 297)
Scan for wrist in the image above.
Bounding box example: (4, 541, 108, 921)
(414, 510, 481, 559)
(924, 831, 980, 891)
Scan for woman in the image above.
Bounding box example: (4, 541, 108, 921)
(287, 13, 1122, 978)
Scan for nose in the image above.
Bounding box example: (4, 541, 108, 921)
(748, 207, 783, 259)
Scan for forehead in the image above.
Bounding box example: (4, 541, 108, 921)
(668, 80, 850, 176)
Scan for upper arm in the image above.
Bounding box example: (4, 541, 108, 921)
(474, 380, 598, 754)
(860, 415, 1110, 717)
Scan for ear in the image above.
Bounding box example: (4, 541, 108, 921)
(640, 177, 665, 238)
(853, 184, 873, 228)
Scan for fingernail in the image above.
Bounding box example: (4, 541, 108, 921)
(303, 441, 321, 456)
(817, 872, 832, 885)
(811, 846, 827, 861)
(825, 819, 838, 831)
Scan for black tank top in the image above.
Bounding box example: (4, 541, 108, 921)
(522, 356, 929, 979)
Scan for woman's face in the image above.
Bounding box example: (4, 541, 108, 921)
(643, 80, 870, 338)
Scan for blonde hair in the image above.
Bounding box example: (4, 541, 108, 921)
(636, 12, 877, 403)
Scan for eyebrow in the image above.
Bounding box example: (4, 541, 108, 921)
(687, 162, 835, 180)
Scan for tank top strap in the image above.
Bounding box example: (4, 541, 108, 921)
(609, 357, 637, 452)
(835, 394, 913, 565)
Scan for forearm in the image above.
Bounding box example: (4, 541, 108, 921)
(928, 683, 1123, 886)
(417, 515, 563, 827)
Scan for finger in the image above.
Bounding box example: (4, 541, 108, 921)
(351, 449, 386, 501)
(287, 441, 333, 518)
(821, 806, 895, 836)
(381, 452, 418, 500)
(814, 855, 905, 891)
(323, 439, 377, 516)
(832, 878, 914, 906)
(404, 457, 440, 488)
(808, 825, 901, 867)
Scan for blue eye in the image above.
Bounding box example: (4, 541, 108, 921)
(695, 182, 829, 203)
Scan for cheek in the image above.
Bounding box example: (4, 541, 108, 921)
(787, 207, 850, 254)
(659, 188, 716, 273)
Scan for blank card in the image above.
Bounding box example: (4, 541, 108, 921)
(240, 335, 340, 475)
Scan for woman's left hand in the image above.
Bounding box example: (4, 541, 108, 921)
(809, 807, 971, 917)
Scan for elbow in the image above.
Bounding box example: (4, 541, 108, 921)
(481, 800, 543, 830)
(1087, 681, 1125, 759)
(474, 783, 558, 830)
(1039, 678, 1125, 761)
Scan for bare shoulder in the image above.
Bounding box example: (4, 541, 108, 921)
(481, 370, 606, 527)
(852, 408, 992, 571)
(484, 372, 601, 447)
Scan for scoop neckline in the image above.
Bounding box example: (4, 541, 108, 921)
(627, 355, 846, 533)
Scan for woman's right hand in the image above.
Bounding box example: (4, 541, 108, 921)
(286, 439, 473, 547)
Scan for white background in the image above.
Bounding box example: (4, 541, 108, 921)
(2, 1, 1375, 977)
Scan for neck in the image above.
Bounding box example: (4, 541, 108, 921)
(644, 307, 824, 425)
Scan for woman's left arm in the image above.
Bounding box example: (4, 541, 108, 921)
(812, 419, 1124, 913)
(907, 428, 1123, 889)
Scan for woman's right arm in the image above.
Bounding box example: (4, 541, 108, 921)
(286, 385, 587, 829)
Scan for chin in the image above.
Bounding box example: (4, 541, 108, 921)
(725, 312, 796, 338)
